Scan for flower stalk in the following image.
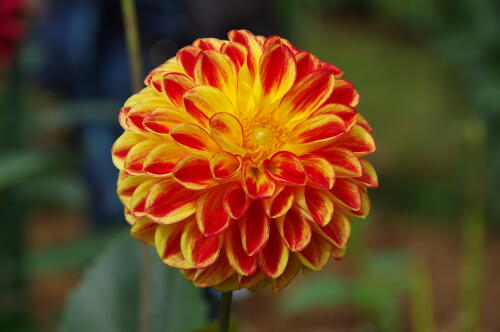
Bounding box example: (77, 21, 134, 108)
(119, 1, 148, 332)
(218, 291, 233, 332)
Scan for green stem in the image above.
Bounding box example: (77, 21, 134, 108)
(218, 291, 233, 332)
(120, 1, 147, 332)
(120, 0, 143, 92)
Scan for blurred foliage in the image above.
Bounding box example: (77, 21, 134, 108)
(61, 232, 209, 332)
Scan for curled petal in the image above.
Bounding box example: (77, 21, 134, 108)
(186, 254, 235, 288)
(276, 208, 312, 252)
(259, 223, 289, 278)
(225, 222, 257, 276)
(331, 245, 347, 260)
(272, 254, 301, 292)
(162, 72, 195, 107)
(129, 179, 158, 216)
(300, 154, 335, 189)
(259, 44, 296, 103)
(278, 70, 335, 122)
(176, 45, 201, 78)
(296, 233, 331, 271)
(263, 186, 294, 218)
(155, 222, 193, 269)
(296, 187, 335, 227)
(334, 125, 376, 156)
(349, 188, 371, 219)
(318, 60, 343, 77)
(173, 154, 216, 190)
(242, 160, 276, 199)
(180, 219, 221, 269)
(263, 35, 298, 53)
(330, 179, 362, 211)
(170, 123, 220, 153)
(194, 50, 237, 103)
(263, 151, 306, 185)
(143, 142, 186, 176)
(324, 78, 359, 107)
(143, 108, 186, 135)
(312, 103, 357, 131)
(146, 179, 199, 224)
(112, 132, 144, 169)
(210, 151, 241, 179)
(314, 147, 362, 177)
(240, 200, 269, 256)
(209, 112, 244, 153)
(221, 41, 248, 69)
(223, 182, 251, 219)
(183, 86, 234, 127)
(314, 211, 351, 248)
(290, 114, 346, 145)
(196, 187, 230, 236)
(356, 113, 372, 132)
(117, 173, 148, 208)
(124, 140, 158, 175)
(357, 159, 378, 188)
(127, 96, 172, 132)
(131, 217, 157, 246)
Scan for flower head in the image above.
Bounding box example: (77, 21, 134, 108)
(112, 30, 377, 292)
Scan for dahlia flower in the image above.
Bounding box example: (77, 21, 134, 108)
(112, 30, 377, 292)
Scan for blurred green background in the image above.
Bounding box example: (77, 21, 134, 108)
(1, 0, 499, 331)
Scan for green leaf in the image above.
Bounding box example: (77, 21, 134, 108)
(60, 232, 208, 332)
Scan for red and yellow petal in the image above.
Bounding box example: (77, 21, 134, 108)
(194, 50, 237, 103)
(228, 29, 263, 79)
(186, 254, 235, 288)
(180, 219, 221, 269)
(356, 159, 378, 188)
(183, 86, 234, 127)
(263, 151, 306, 185)
(161, 72, 195, 107)
(170, 123, 220, 153)
(296, 233, 332, 271)
(296, 187, 335, 227)
(242, 160, 276, 199)
(330, 179, 362, 211)
(221, 41, 248, 70)
(111, 132, 145, 169)
(295, 51, 319, 81)
(259, 223, 289, 278)
(146, 179, 199, 224)
(324, 78, 359, 107)
(124, 140, 158, 175)
(223, 182, 251, 219)
(349, 188, 371, 219)
(196, 187, 231, 236)
(173, 154, 216, 190)
(210, 151, 241, 179)
(176, 45, 201, 78)
(278, 70, 335, 122)
(142, 108, 186, 135)
(335, 125, 376, 156)
(290, 113, 346, 145)
(143, 142, 186, 176)
(209, 112, 244, 153)
(300, 154, 335, 189)
(314, 147, 362, 177)
(312, 103, 357, 131)
(240, 200, 269, 256)
(276, 208, 312, 252)
(259, 44, 296, 103)
(263, 186, 294, 218)
(314, 211, 351, 248)
(155, 222, 193, 269)
(130, 217, 157, 246)
(271, 254, 301, 292)
(129, 178, 158, 216)
(225, 222, 257, 276)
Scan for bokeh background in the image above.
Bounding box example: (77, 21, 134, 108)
(1, 0, 500, 331)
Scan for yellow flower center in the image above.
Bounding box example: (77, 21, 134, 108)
(242, 115, 289, 164)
